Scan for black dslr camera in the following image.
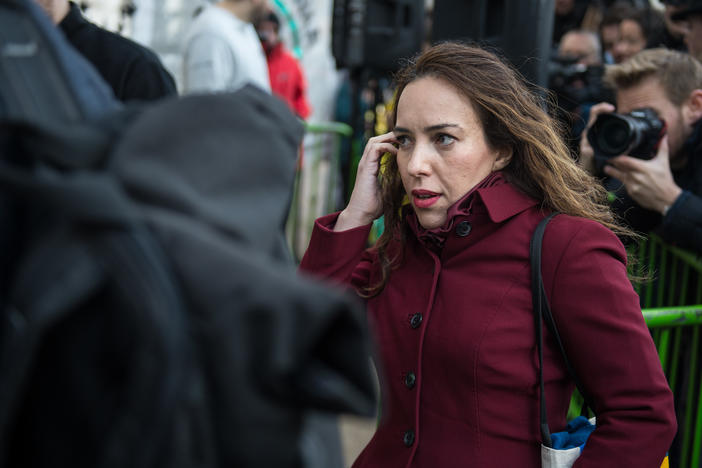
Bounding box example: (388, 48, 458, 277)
(548, 57, 611, 112)
(587, 108, 666, 160)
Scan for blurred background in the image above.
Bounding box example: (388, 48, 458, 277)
(74, 1, 673, 261)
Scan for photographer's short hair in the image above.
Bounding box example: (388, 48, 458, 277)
(605, 48, 702, 105)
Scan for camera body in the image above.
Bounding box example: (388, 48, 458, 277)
(548, 57, 610, 112)
(587, 108, 666, 160)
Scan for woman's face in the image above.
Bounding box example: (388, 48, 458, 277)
(613, 19, 646, 63)
(393, 77, 510, 230)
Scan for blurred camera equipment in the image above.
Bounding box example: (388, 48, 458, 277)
(587, 107, 666, 160)
(548, 56, 610, 113)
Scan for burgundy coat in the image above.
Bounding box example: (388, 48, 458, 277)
(299, 179, 676, 468)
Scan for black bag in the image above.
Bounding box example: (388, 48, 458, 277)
(0, 2, 376, 467)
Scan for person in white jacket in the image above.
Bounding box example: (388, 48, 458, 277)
(182, 0, 271, 94)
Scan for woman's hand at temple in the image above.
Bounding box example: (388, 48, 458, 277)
(335, 132, 398, 231)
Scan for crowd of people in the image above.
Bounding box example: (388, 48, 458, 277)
(551, 0, 702, 258)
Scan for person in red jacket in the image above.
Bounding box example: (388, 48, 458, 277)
(257, 11, 311, 119)
(299, 42, 676, 467)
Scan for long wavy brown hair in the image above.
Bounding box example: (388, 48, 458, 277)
(367, 41, 630, 296)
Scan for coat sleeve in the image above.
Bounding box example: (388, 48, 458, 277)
(182, 33, 235, 94)
(543, 218, 676, 468)
(298, 213, 375, 291)
(122, 53, 178, 102)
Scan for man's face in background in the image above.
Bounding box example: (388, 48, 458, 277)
(617, 76, 690, 166)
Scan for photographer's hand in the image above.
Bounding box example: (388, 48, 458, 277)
(335, 132, 398, 231)
(604, 135, 682, 215)
(579, 102, 615, 174)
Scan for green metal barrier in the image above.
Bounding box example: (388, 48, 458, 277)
(286, 121, 352, 261)
(566, 235, 702, 467)
(637, 235, 702, 468)
(643, 307, 702, 468)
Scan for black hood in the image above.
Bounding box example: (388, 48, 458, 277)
(110, 85, 304, 262)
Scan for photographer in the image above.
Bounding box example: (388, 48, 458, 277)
(550, 30, 613, 156)
(580, 48, 702, 254)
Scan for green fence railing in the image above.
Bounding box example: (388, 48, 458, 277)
(286, 121, 352, 261)
(635, 235, 702, 468)
(643, 306, 702, 468)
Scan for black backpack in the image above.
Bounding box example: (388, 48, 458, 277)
(0, 2, 376, 467)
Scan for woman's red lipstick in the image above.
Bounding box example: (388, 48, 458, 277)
(412, 189, 440, 208)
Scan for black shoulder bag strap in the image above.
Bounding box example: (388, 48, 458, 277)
(530, 213, 594, 448)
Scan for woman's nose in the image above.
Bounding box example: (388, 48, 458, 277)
(406, 148, 432, 177)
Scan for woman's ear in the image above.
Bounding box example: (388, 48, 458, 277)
(492, 147, 513, 171)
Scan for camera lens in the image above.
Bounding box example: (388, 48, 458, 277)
(587, 108, 664, 160)
(596, 118, 632, 155)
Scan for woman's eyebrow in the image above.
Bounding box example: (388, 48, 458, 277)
(424, 123, 460, 132)
(393, 123, 461, 133)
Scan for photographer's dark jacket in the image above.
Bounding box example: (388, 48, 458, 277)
(661, 120, 702, 252)
(610, 119, 702, 255)
(300, 173, 676, 468)
(59, 2, 177, 102)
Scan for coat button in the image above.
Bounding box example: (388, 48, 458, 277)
(403, 429, 415, 447)
(409, 313, 423, 329)
(455, 221, 472, 237)
(404, 372, 416, 389)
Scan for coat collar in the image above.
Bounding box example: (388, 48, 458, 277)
(406, 172, 540, 250)
(59, 2, 89, 38)
(475, 179, 540, 223)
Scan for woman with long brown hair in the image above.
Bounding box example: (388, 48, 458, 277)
(300, 42, 675, 467)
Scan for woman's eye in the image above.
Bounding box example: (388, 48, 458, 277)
(436, 134, 455, 146)
(396, 135, 410, 147)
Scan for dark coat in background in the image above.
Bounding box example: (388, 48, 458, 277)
(59, 1, 177, 102)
